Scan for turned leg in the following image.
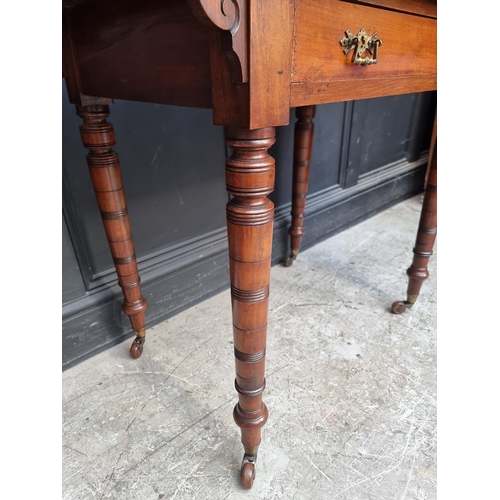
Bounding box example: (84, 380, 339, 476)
(392, 140, 437, 314)
(76, 105, 148, 357)
(225, 127, 275, 489)
(284, 105, 316, 267)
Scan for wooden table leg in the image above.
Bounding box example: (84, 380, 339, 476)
(76, 105, 148, 357)
(392, 139, 437, 314)
(284, 105, 316, 267)
(225, 127, 275, 489)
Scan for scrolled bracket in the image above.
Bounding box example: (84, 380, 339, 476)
(340, 28, 382, 66)
(188, 0, 248, 82)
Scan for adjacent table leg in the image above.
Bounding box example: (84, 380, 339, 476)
(76, 105, 148, 357)
(225, 127, 275, 489)
(392, 139, 437, 314)
(284, 105, 316, 267)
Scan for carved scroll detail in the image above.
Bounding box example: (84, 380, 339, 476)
(188, 0, 248, 82)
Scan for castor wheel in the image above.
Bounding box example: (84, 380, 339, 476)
(240, 454, 257, 489)
(130, 337, 145, 359)
(391, 301, 410, 314)
(241, 462, 255, 489)
(283, 255, 296, 267)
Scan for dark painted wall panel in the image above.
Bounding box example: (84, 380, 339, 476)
(62, 83, 227, 281)
(307, 103, 346, 191)
(348, 94, 419, 180)
(62, 214, 86, 304)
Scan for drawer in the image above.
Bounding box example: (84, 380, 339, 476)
(291, 0, 436, 105)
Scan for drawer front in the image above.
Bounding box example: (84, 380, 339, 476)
(293, 0, 436, 85)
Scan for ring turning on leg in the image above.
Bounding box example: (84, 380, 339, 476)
(76, 105, 148, 355)
(225, 127, 275, 488)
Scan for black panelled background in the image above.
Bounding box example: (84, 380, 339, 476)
(62, 83, 436, 368)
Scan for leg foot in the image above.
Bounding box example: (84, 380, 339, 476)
(391, 301, 411, 315)
(240, 454, 257, 489)
(130, 336, 145, 359)
(283, 254, 296, 267)
(391, 294, 418, 315)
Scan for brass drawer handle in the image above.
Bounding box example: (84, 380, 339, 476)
(340, 28, 382, 66)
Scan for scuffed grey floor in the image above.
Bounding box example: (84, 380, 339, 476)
(63, 195, 437, 500)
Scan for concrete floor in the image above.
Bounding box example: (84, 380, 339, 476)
(62, 195, 437, 500)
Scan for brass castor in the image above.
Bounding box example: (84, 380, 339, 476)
(391, 301, 412, 315)
(240, 455, 256, 489)
(130, 337, 145, 359)
(283, 254, 296, 267)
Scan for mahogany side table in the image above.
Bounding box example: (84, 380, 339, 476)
(62, 0, 437, 488)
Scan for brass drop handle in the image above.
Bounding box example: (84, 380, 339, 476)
(340, 28, 382, 66)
